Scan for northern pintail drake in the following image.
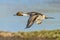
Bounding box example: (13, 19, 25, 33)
(15, 11, 54, 28)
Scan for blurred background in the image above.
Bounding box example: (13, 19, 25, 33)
(0, 0, 60, 32)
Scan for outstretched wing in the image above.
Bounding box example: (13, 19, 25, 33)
(25, 15, 38, 28)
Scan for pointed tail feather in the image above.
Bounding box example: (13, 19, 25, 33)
(45, 17, 55, 19)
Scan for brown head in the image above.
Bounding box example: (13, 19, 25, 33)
(16, 11, 23, 16)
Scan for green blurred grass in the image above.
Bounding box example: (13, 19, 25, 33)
(0, 30, 60, 40)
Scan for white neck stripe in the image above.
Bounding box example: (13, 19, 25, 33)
(23, 14, 29, 16)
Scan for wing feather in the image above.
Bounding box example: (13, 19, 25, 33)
(26, 15, 38, 28)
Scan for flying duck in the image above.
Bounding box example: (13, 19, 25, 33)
(14, 11, 54, 28)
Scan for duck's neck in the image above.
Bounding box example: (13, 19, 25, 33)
(23, 13, 29, 16)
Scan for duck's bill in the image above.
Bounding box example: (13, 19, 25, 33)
(45, 17, 55, 19)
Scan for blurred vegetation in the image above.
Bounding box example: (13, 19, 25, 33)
(0, 30, 60, 40)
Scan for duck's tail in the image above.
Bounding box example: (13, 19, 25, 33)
(45, 17, 55, 19)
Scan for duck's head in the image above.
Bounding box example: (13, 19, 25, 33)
(14, 11, 23, 16)
(16, 11, 23, 16)
(14, 11, 30, 16)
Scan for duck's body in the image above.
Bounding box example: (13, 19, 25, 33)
(15, 11, 54, 28)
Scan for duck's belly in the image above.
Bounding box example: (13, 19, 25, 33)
(35, 15, 43, 24)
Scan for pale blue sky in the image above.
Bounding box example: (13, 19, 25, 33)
(0, 0, 60, 32)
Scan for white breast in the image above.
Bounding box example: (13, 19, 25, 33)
(35, 15, 45, 24)
(35, 15, 42, 24)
